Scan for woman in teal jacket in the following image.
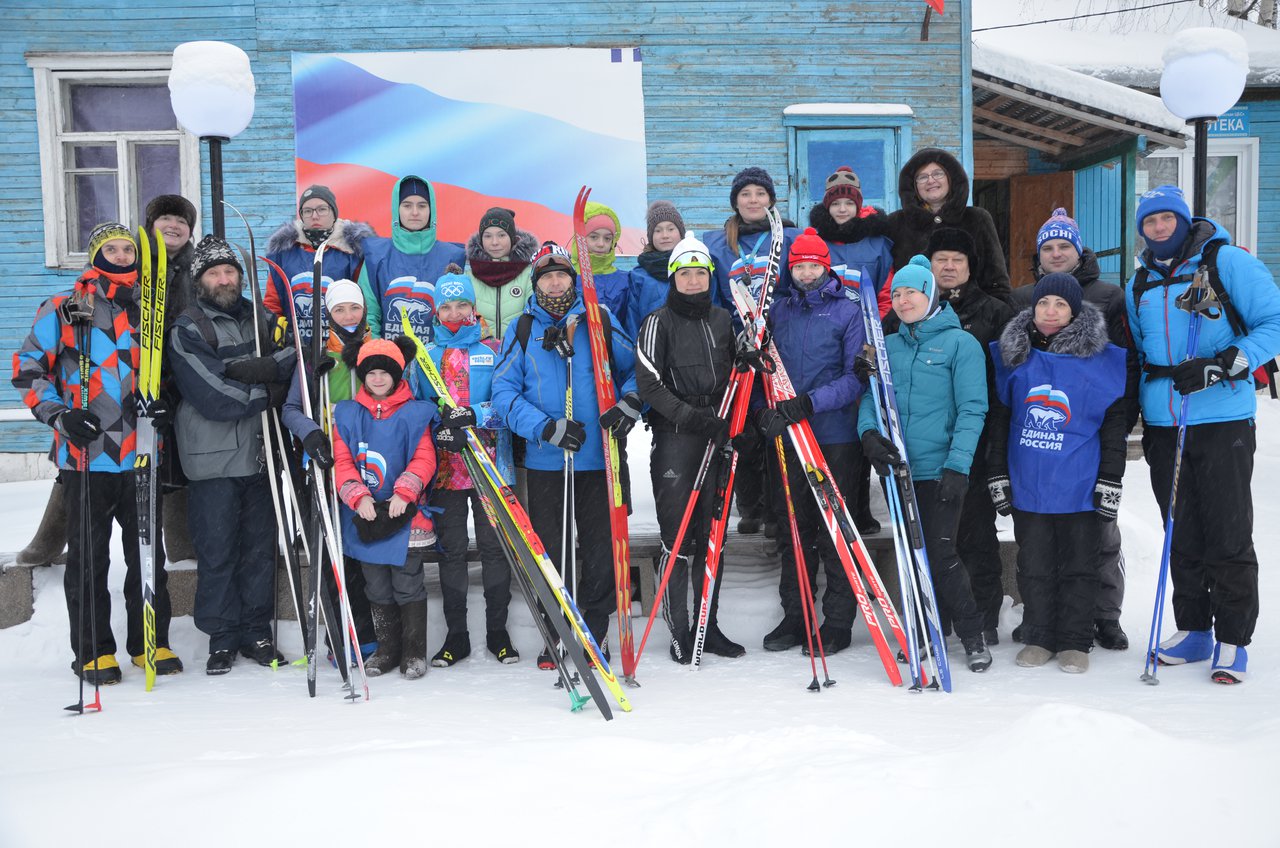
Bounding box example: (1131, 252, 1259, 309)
(858, 255, 992, 671)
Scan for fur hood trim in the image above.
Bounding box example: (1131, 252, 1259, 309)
(465, 229, 538, 263)
(808, 204, 892, 243)
(998, 301, 1109, 367)
(266, 218, 377, 258)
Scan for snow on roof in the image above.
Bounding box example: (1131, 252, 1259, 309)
(974, 0, 1280, 87)
(972, 42, 1189, 136)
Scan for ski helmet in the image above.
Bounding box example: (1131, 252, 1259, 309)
(667, 234, 715, 278)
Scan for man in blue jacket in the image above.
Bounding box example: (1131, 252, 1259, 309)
(1127, 185, 1280, 684)
(491, 242, 638, 666)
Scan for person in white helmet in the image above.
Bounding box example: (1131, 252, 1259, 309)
(635, 234, 757, 662)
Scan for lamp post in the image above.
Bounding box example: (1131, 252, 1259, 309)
(1159, 29, 1249, 218)
(168, 41, 256, 238)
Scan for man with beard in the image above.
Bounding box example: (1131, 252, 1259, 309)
(169, 236, 297, 675)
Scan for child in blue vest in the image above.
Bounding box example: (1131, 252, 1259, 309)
(987, 273, 1128, 674)
(332, 337, 437, 679)
(421, 265, 518, 667)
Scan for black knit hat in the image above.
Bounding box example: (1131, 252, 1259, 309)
(191, 235, 243, 281)
(730, 167, 776, 209)
(645, 200, 685, 245)
(1032, 272, 1083, 317)
(478, 207, 517, 241)
(399, 177, 430, 203)
(925, 227, 978, 272)
(298, 184, 338, 219)
(144, 194, 197, 230)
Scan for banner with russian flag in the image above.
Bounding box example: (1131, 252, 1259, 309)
(291, 49, 648, 254)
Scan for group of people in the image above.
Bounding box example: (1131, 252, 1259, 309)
(13, 147, 1277, 689)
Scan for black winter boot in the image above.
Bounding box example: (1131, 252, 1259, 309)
(365, 602, 401, 677)
(487, 629, 519, 664)
(763, 617, 806, 652)
(400, 599, 428, 679)
(1094, 618, 1129, 651)
(432, 631, 471, 668)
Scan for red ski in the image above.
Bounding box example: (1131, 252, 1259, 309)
(572, 186, 637, 684)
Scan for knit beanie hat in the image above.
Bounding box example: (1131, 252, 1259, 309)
(478, 207, 517, 241)
(730, 167, 776, 209)
(645, 200, 686, 245)
(1036, 207, 1083, 254)
(144, 194, 197, 230)
(435, 264, 476, 306)
(822, 166, 863, 210)
(925, 226, 978, 270)
(788, 227, 831, 271)
(531, 241, 575, 286)
(324, 279, 364, 313)
(191, 234, 243, 281)
(355, 338, 409, 387)
(891, 254, 939, 315)
(399, 177, 430, 203)
(88, 222, 135, 266)
(1137, 185, 1193, 259)
(1032, 272, 1083, 317)
(298, 184, 338, 219)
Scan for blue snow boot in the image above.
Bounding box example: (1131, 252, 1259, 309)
(1155, 629, 1214, 665)
(1210, 643, 1247, 684)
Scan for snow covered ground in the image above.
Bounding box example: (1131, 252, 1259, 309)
(3, 407, 1279, 847)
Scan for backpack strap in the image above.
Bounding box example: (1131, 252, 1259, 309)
(181, 306, 219, 352)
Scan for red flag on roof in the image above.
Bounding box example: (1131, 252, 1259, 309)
(925, 0, 944, 12)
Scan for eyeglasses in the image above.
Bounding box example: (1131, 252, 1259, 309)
(915, 170, 947, 185)
(300, 205, 332, 219)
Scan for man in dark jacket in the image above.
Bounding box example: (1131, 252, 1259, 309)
(926, 228, 1015, 644)
(169, 236, 297, 675)
(1012, 208, 1137, 651)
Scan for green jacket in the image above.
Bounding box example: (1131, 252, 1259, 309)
(858, 303, 988, 480)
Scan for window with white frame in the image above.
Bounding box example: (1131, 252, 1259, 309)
(1135, 137, 1259, 256)
(28, 53, 201, 269)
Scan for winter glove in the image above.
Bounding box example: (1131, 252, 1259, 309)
(302, 430, 334, 471)
(860, 431, 901, 477)
(733, 328, 772, 373)
(731, 423, 760, 455)
(936, 469, 969, 505)
(542, 417, 586, 452)
(599, 392, 642, 438)
(440, 404, 477, 430)
(137, 396, 173, 430)
(987, 474, 1013, 517)
(266, 381, 288, 409)
(1171, 346, 1249, 395)
(541, 324, 575, 359)
(433, 426, 466, 454)
(1094, 475, 1122, 522)
(854, 353, 877, 385)
(774, 394, 813, 425)
(57, 409, 102, 448)
(314, 356, 338, 380)
(686, 408, 730, 448)
(756, 408, 790, 441)
(225, 355, 280, 385)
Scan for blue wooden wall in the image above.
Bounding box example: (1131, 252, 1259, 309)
(1250, 95, 1280, 277)
(0, 0, 970, 452)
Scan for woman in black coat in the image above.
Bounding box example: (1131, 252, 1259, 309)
(887, 148, 1011, 303)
